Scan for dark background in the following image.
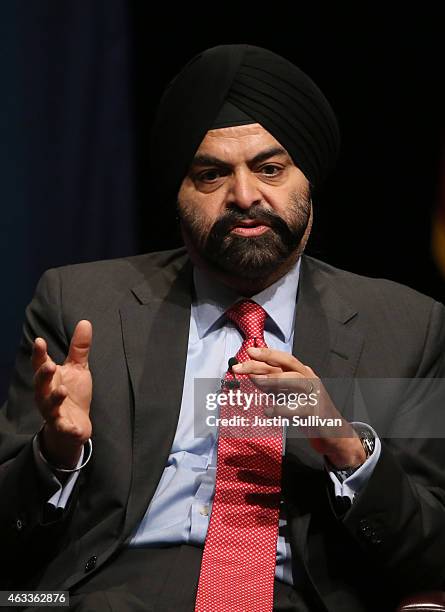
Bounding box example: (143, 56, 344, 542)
(1, 2, 444, 401)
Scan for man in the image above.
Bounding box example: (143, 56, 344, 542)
(1, 44, 445, 612)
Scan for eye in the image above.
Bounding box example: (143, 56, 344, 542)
(259, 164, 282, 177)
(195, 168, 226, 183)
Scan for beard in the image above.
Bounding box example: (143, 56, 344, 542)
(178, 190, 311, 280)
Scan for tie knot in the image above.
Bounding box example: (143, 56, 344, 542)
(225, 299, 267, 340)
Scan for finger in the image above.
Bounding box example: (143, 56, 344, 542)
(232, 360, 283, 375)
(66, 320, 93, 366)
(40, 385, 69, 421)
(246, 347, 308, 372)
(34, 361, 57, 402)
(49, 384, 68, 408)
(251, 371, 305, 385)
(251, 373, 314, 393)
(32, 337, 51, 372)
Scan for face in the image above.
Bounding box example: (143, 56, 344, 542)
(177, 123, 312, 280)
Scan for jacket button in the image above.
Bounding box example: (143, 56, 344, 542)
(85, 556, 97, 572)
(15, 518, 24, 532)
(358, 519, 383, 545)
(359, 519, 371, 530)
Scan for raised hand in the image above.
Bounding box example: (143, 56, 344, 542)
(32, 320, 93, 470)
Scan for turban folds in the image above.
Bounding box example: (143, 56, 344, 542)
(150, 44, 340, 205)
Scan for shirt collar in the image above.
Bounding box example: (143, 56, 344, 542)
(192, 258, 301, 343)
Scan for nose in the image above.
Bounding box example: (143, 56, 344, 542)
(226, 168, 262, 210)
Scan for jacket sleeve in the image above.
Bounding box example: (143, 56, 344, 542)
(0, 268, 83, 588)
(341, 299, 445, 591)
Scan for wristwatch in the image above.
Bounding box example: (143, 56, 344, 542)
(334, 422, 376, 481)
(353, 422, 376, 459)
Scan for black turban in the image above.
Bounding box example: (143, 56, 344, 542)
(150, 44, 340, 205)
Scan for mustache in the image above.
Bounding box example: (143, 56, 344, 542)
(206, 206, 293, 244)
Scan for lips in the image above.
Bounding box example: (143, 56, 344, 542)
(233, 219, 268, 227)
(230, 222, 270, 237)
(230, 219, 270, 229)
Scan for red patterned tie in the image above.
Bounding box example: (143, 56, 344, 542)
(195, 300, 283, 612)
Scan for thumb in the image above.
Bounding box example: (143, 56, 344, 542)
(66, 320, 93, 366)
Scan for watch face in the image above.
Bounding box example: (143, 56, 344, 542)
(361, 434, 375, 457)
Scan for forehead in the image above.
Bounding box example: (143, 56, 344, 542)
(195, 123, 289, 161)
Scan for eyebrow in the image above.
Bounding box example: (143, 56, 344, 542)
(190, 146, 289, 169)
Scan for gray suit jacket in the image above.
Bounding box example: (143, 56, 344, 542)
(1, 249, 445, 611)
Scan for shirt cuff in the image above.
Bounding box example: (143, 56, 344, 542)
(327, 422, 381, 501)
(32, 432, 85, 509)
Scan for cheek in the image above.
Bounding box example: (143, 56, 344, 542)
(263, 190, 291, 215)
(179, 193, 221, 233)
(179, 179, 227, 217)
(265, 184, 309, 218)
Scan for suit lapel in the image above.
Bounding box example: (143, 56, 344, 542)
(285, 256, 365, 592)
(292, 256, 362, 378)
(119, 257, 193, 540)
(286, 257, 364, 473)
(292, 256, 364, 424)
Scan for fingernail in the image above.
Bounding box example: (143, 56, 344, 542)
(248, 347, 261, 354)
